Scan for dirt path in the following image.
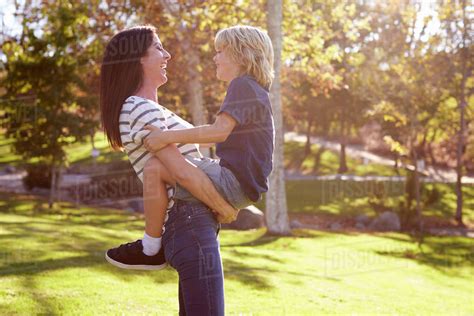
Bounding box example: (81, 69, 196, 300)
(285, 132, 474, 184)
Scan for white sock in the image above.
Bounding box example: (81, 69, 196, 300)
(142, 232, 162, 256)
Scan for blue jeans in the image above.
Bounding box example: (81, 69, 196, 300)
(162, 200, 225, 316)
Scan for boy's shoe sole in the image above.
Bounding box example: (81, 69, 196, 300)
(105, 252, 168, 271)
(104, 239, 168, 271)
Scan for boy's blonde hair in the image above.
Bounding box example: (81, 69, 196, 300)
(215, 25, 274, 90)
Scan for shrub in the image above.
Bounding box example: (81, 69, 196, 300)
(23, 163, 52, 190)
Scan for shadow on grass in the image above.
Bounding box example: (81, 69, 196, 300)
(219, 230, 341, 290)
(20, 275, 59, 315)
(0, 213, 173, 286)
(0, 242, 176, 286)
(223, 259, 341, 290)
(376, 234, 474, 277)
(221, 229, 334, 249)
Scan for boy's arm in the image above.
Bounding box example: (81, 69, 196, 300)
(144, 113, 237, 152)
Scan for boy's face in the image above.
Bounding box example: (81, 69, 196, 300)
(213, 47, 240, 83)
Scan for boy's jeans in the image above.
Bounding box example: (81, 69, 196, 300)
(163, 200, 225, 316)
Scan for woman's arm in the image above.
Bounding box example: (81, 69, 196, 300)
(125, 100, 237, 222)
(153, 144, 238, 223)
(144, 113, 237, 152)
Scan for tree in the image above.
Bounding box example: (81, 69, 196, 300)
(282, 67, 336, 170)
(365, 0, 457, 229)
(437, 0, 473, 226)
(280, 0, 374, 174)
(1, 1, 101, 206)
(266, 0, 291, 235)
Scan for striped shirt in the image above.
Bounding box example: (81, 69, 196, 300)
(119, 95, 201, 210)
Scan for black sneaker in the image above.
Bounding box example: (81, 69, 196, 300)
(105, 240, 167, 271)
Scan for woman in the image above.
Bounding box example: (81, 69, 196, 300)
(100, 25, 226, 315)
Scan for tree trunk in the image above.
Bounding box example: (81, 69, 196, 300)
(91, 130, 97, 167)
(184, 46, 206, 126)
(312, 145, 326, 174)
(413, 149, 423, 233)
(265, 0, 291, 235)
(49, 163, 57, 209)
(393, 154, 399, 175)
(160, 0, 209, 157)
(185, 52, 210, 157)
(455, 0, 468, 227)
(304, 118, 313, 158)
(456, 104, 466, 226)
(338, 121, 348, 173)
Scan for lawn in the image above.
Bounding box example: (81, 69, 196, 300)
(0, 135, 21, 166)
(0, 193, 473, 315)
(284, 141, 404, 177)
(254, 180, 474, 225)
(0, 132, 126, 168)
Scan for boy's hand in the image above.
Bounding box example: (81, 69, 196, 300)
(143, 125, 168, 152)
(212, 207, 239, 224)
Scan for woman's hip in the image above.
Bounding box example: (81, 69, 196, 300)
(163, 200, 220, 263)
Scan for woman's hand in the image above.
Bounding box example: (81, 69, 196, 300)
(143, 125, 169, 152)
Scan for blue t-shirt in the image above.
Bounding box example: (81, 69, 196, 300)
(216, 75, 275, 202)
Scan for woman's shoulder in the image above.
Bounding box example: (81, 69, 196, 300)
(124, 95, 159, 107)
(121, 96, 162, 116)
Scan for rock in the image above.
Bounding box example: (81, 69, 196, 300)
(4, 165, 16, 174)
(355, 222, 366, 230)
(221, 205, 265, 230)
(368, 211, 401, 232)
(330, 222, 342, 231)
(355, 214, 371, 226)
(290, 219, 304, 228)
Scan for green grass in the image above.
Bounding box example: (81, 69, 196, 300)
(0, 135, 21, 165)
(0, 132, 125, 168)
(254, 180, 474, 224)
(65, 132, 126, 165)
(1, 193, 473, 315)
(284, 141, 404, 176)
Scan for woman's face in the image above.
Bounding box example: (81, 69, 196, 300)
(213, 47, 240, 82)
(141, 34, 171, 87)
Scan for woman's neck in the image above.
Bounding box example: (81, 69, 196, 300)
(134, 84, 158, 103)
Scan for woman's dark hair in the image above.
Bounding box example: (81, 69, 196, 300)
(100, 25, 156, 150)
